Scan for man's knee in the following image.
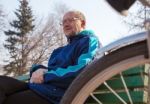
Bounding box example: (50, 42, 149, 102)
(3, 90, 50, 104)
(0, 76, 28, 95)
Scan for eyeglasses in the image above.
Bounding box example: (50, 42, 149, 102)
(61, 17, 81, 25)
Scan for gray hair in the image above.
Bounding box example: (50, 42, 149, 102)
(65, 10, 86, 22)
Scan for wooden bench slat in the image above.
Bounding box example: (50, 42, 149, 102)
(86, 91, 148, 104)
(15, 74, 30, 81)
(122, 64, 149, 75)
(96, 75, 148, 91)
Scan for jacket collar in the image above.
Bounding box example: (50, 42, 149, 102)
(67, 30, 94, 43)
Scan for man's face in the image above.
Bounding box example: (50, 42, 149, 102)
(62, 12, 85, 37)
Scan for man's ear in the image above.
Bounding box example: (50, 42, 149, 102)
(81, 20, 86, 28)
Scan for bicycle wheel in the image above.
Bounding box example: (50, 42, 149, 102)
(60, 32, 150, 104)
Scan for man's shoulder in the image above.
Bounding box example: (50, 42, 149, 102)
(53, 46, 64, 52)
(79, 33, 99, 44)
(79, 30, 99, 40)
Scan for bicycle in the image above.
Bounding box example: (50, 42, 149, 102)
(60, 0, 150, 104)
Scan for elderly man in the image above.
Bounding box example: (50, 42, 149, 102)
(0, 10, 100, 104)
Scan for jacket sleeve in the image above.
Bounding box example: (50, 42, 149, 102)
(29, 64, 48, 77)
(44, 36, 100, 83)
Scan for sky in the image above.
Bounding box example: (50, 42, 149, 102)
(0, 0, 138, 45)
(0, 0, 140, 64)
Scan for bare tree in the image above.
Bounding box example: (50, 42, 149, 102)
(124, 1, 150, 32)
(26, 17, 62, 66)
(52, 2, 70, 46)
(2, 1, 69, 76)
(20, 2, 70, 73)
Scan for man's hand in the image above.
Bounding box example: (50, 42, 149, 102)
(30, 68, 48, 84)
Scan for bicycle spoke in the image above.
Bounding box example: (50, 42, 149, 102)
(120, 73, 133, 104)
(103, 82, 127, 104)
(89, 93, 103, 104)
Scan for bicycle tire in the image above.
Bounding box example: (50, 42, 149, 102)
(60, 40, 149, 104)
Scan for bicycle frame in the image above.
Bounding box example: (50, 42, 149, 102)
(60, 1, 150, 104)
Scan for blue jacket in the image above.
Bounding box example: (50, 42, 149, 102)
(29, 30, 100, 104)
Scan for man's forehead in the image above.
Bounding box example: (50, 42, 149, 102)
(63, 12, 78, 19)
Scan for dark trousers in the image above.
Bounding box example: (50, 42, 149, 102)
(0, 76, 50, 104)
